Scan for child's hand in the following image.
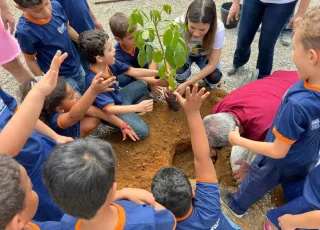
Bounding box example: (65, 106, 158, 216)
(174, 84, 210, 114)
(233, 160, 249, 185)
(119, 188, 155, 207)
(90, 73, 116, 94)
(228, 127, 241, 146)
(137, 99, 153, 112)
(121, 123, 139, 141)
(278, 214, 295, 230)
(175, 82, 188, 96)
(150, 85, 162, 97)
(156, 79, 169, 87)
(33, 50, 68, 97)
(54, 134, 74, 144)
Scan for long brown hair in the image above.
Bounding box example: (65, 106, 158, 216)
(185, 0, 217, 54)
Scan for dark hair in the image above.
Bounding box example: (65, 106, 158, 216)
(40, 77, 67, 124)
(78, 30, 109, 64)
(151, 167, 192, 218)
(43, 138, 116, 220)
(109, 12, 136, 39)
(185, 0, 217, 54)
(13, 0, 43, 8)
(0, 154, 25, 229)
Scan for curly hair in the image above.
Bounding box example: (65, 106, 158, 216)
(0, 154, 25, 229)
(13, 0, 43, 7)
(78, 30, 109, 64)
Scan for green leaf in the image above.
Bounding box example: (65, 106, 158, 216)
(150, 9, 161, 22)
(134, 30, 146, 49)
(153, 50, 163, 63)
(177, 22, 187, 31)
(142, 30, 149, 40)
(158, 64, 166, 79)
(140, 10, 150, 22)
(174, 42, 187, 68)
(148, 28, 155, 41)
(128, 12, 138, 32)
(146, 45, 153, 63)
(138, 45, 147, 67)
(136, 11, 144, 27)
(163, 29, 173, 47)
(171, 26, 180, 48)
(163, 4, 172, 15)
(168, 75, 176, 90)
(165, 46, 175, 68)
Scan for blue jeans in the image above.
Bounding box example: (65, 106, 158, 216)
(281, 11, 294, 36)
(233, 0, 297, 78)
(64, 67, 86, 94)
(176, 55, 222, 84)
(118, 74, 136, 88)
(229, 155, 314, 214)
(118, 80, 149, 140)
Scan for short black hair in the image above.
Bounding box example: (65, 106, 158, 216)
(43, 138, 116, 220)
(41, 77, 67, 124)
(0, 154, 25, 229)
(78, 30, 109, 64)
(13, 0, 43, 8)
(151, 167, 192, 218)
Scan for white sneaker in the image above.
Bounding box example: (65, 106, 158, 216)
(280, 32, 292, 46)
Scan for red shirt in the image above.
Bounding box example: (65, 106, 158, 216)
(212, 71, 299, 141)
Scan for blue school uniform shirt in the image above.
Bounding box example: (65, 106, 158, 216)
(265, 80, 320, 167)
(31, 221, 61, 230)
(16, 1, 81, 77)
(52, 0, 95, 33)
(50, 112, 80, 138)
(0, 89, 63, 221)
(60, 201, 176, 230)
(304, 164, 320, 208)
(115, 43, 149, 69)
(177, 179, 241, 230)
(87, 60, 131, 110)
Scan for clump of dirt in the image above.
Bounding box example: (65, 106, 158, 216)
(106, 89, 284, 230)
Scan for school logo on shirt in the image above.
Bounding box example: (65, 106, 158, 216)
(0, 98, 6, 115)
(211, 218, 220, 230)
(311, 118, 320, 130)
(57, 23, 67, 34)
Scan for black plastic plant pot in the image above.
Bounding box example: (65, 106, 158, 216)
(166, 92, 180, 112)
(221, 2, 242, 29)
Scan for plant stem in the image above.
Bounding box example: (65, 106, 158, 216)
(153, 21, 169, 71)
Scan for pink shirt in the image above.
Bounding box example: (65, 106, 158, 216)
(212, 71, 299, 141)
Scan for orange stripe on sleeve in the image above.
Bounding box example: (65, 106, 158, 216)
(27, 222, 40, 230)
(13, 107, 18, 114)
(196, 178, 218, 183)
(103, 103, 115, 111)
(23, 52, 37, 59)
(176, 206, 193, 222)
(273, 127, 295, 145)
(57, 114, 67, 129)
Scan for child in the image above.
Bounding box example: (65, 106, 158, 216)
(42, 138, 177, 230)
(78, 30, 159, 140)
(41, 76, 139, 140)
(223, 7, 320, 219)
(14, 0, 86, 94)
(174, 0, 225, 95)
(151, 84, 241, 230)
(109, 12, 167, 97)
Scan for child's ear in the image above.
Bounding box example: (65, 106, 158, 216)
(15, 5, 27, 12)
(114, 37, 121, 43)
(96, 55, 104, 63)
(310, 49, 319, 65)
(7, 214, 25, 230)
(56, 106, 64, 113)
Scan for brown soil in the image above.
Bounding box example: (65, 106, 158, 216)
(106, 89, 284, 230)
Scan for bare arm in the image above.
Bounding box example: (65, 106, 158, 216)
(288, 0, 311, 28)
(105, 104, 141, 115)
(68, 24, 79, 43)
(87, 105, 124, 127)
(25, 57, 43, 76)
(88, 6, 103, 31)
(35, 119, 60, 140)
(0, 0, 15, 34)
(127, 68, 158, 78)
(279, 212, 320, 230)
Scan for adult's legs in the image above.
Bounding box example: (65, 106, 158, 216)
(196, 57, 223, 87)
(257, 1, 297, 78)
(232, 0, 265, 70)
(175, 56, 193, 83)
(280, 10, 295, 46)
(2, 57, 35, 84)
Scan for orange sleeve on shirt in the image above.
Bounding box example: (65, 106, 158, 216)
(13, 107, 18, 114)
(26, 222, 40, 230)
(103, 103, 115, 111)
(196, 178, 218, 183)
(273, 127, 295, 145)
(124, 67, 132, 75)
(57, 114, 67, 129)
(23, 52, 37, 59)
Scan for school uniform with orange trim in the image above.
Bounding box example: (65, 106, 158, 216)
(30, 221, 61, 230)
(177, 179, 242, 230)
(229, 80, 320, 215)
(60, 201, 176, 230)
(49, 112, 80, 138)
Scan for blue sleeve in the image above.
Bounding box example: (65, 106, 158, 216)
(94, 92, 115, 110)
(111, 59, 131, 76)
(31, 221, 61, 230)
(193, 181, 222, 225)
(16, 31, 37, 57)
(273, 101, 306, 144)
(50, 113, 64, 132)
(52, 0, 69, 22)
(0, 90, 17, 112)
(154, 209, 176, 230)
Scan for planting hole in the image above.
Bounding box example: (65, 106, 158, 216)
(173, 142, 195, 179)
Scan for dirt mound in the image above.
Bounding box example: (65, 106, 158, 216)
(106, 89, 284, 230)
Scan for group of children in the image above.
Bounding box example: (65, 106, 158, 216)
(0, 0, 320, 229)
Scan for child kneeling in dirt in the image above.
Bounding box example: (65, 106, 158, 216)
(42, 138, 177, 230)
(109, 12, 167, 97)
(79, 30, 161, 140)
(151, 84, 242, 230)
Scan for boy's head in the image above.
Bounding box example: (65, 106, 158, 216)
(14, 0, 52, 21)
(292, 7, 320, 80)
(43, 138, 116, 220)
(151, 167, 193, 219)
(78, 30, 115, 66)
(109, 12, 136, 50)
(0, 154, 39, 230)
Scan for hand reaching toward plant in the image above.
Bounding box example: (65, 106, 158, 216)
(229, 126, 241, 146)
(174, 84, 210, 114)
(137, 99, 153, 112)
(175, 82, 188, 96)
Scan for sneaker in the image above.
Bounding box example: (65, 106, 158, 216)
(220, 188, 247, 218)
(280, 32, 292, 46)
(89, 128, 103, 138)
(227, 65, 239, 76)
(203, 78, 218, 90)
